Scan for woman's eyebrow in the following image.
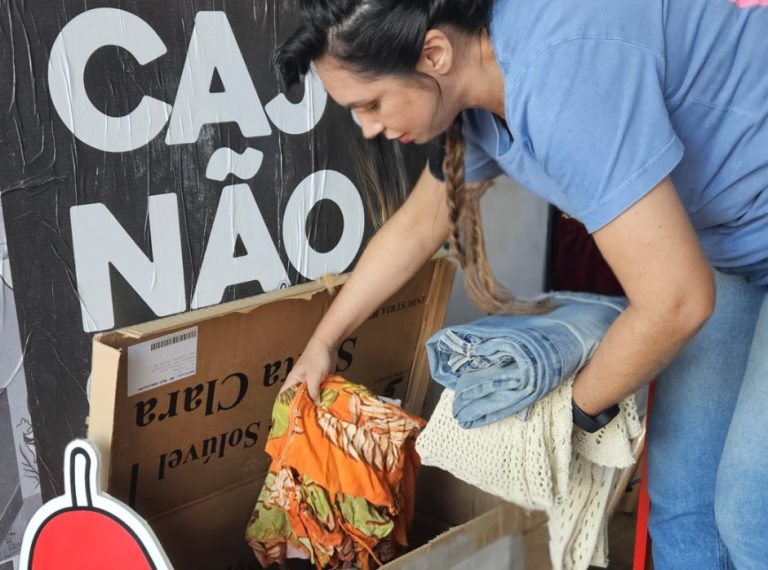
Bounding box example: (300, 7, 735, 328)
(345, 99, 376, 110)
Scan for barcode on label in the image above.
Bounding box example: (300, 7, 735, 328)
(150, 330, 197, 352)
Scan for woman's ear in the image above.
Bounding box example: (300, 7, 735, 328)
(416, 29, 454, 76)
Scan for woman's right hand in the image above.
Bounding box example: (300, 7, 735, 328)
(280, 337, 338, 405)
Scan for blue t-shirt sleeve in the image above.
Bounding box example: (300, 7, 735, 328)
(464, 134, 503, 183)
(461, 111, 504, 183)
(510, 39, 684, 231)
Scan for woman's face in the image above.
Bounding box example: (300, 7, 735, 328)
(315, 56, 457, 145)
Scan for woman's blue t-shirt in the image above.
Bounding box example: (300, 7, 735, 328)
(463, 0, 768, 271)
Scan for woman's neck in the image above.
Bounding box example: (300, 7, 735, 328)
(458, 31, 506, 117)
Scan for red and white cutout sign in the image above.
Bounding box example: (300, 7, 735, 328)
(19, 440, 173, 570)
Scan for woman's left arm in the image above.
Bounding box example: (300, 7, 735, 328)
(572, 176, 715, 415)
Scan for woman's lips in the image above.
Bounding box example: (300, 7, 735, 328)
(398, 133, 412, 144)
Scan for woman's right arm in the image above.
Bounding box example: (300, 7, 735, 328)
(282, 164, 451, 402)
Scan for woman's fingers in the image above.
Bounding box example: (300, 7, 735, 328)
(275, 339, 334, 404)
(306, 374, 323, 405)
(279, 370, 323, 405)
(279, 370, 304, 394)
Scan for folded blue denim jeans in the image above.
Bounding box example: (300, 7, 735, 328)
(426, 293, 627, 428)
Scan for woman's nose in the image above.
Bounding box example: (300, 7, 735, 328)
(359, 115, 384, 139)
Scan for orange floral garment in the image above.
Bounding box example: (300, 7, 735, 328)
(246, 376, 425, 569)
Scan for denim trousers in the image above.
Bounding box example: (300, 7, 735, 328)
(426, 292, 626, 428)
(648, 269, 768, 569)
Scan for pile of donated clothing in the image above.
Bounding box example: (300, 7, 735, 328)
(246, 213, 640, 570)
(417, 292, 642, 570)
(245, 377, 424, 570)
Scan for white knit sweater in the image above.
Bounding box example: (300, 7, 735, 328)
(415, 379, 643, 570)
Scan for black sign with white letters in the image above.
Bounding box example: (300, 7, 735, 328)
(0, 0, 418, 499)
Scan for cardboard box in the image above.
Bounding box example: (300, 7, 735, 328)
(381, 502, 546, 570)
(87, 252, 553, 569)
(387, 467, 550, 570)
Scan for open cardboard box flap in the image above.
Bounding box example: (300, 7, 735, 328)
(380, 501, 548, 570)
(87, 253, 548, 569)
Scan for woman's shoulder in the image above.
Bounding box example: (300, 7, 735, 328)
(490, 0, 665, 78)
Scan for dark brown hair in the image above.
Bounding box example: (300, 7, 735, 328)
(274, 0, 550, 315)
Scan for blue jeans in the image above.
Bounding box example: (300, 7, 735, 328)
(426, 292, 626, 428)
(648, 269, 768, 569)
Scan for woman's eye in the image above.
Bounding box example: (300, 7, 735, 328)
(366, 101, 380, 112)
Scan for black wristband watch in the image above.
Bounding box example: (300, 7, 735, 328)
(572, 399, 620, 433)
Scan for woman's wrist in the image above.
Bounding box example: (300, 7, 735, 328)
(572, 375, 620, 432)
(571, 398, 620, 432)
(309, 319, 349, 351)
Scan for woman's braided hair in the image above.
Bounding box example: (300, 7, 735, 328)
(444, 118, 550, 314)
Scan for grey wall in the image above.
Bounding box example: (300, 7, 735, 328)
(0, 202, 43, 570)
(444, 176, 549, 326)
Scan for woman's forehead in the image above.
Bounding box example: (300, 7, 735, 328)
(315, 57, 388, 107)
